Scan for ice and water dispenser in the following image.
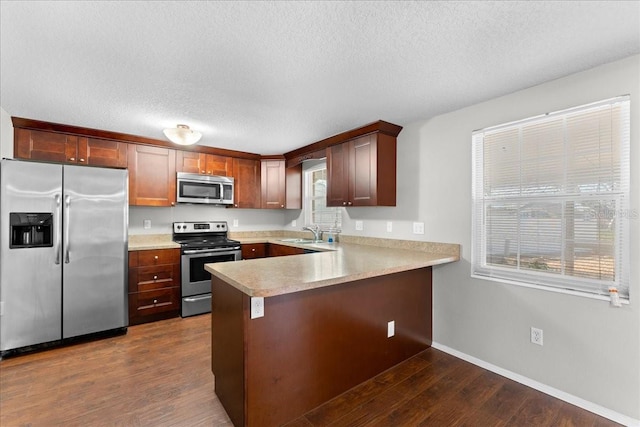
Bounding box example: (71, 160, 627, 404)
(9, 213, 53, 248)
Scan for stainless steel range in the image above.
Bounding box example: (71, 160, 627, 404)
(173, 221, 241, 317)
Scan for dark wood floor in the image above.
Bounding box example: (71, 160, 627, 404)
(0, 314, 619, 427)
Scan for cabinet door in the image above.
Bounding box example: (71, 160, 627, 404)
(232, 158, 261, 208)
(241, 243, 267, 259)
(326, 142, 350, 207)
(128, 144, 176, 206)
(176, 150, 203, 173)
(261, 160, 285, 209)
(78, 137, 128, 168)
(205, 154, 233, 176)
(14, 128, 78, 163)
(349, 134, 377, 206)
(285, 164, 302, 209)
(267, 244, 305, 257)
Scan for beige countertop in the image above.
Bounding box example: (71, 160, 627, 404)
(128, 234, 180, 251)
(205, 239, 459, 298)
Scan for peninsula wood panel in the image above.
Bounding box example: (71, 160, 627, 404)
(211, 267, 432, 427)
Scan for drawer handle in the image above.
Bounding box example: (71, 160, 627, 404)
(153, 275, 158, 280)
(154, 255, 159, 260)
(153, 299, 158, 304)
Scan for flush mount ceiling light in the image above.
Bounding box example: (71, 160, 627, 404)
(163, 124, 202, 146)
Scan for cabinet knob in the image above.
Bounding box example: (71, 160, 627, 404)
(201, 170, 206, 174)
(154, 255, 159, 260)
(343, 201, 347, 206)
(69, 157, 75, 161)
(251, 248, 256, 252)
(153, 299, 158, 304)
(153, 275, 158, 280)
(79, 158, 85, 162)
(348, 201, 353, 205)
(281, 204, 284, 208)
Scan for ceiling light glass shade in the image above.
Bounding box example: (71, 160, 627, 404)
(163, 124, 202, 145)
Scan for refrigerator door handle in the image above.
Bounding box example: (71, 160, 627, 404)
(54, 194, 62, 264)
(64, 195, 71, 263)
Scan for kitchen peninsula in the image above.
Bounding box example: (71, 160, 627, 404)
(205, 238, 459, 427)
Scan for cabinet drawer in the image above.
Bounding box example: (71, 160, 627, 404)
(135, 264, 180, 291)
(138, 249, 180, 266)
(129, 288, 179, 319)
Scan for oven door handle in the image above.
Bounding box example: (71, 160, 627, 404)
(184, 295, 212, 303)
(183, 247, 240, 255)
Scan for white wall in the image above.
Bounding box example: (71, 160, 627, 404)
(408, 55, 638, 421)
(0, 107, 14, 159)
(129, 204, 288, 235)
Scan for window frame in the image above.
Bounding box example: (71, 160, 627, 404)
(303, 162, 342, 229)
(471, 96, 631, 301)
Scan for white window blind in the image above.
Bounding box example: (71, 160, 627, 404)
(472, 96, 630, 299)
(304, 163, 342, 229)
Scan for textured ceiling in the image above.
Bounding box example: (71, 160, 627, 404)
(1, 1, 639, 155)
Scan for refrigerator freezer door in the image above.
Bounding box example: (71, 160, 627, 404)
(0, 160, 63, 351)
(62, 165, 128, 338)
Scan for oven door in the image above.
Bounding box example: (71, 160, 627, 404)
(181, 248, 241, 297)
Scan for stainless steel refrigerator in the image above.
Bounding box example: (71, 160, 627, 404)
(0, 159, 128, 354)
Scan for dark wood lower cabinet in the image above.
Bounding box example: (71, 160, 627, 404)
(128, 248, 181, 325)
(266, 243, 305, 257)
(211, 267, 432, 427)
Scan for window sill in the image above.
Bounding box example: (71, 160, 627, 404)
(471, 273, 630, 305)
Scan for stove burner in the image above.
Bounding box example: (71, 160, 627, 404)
(172, 221, 240, 251)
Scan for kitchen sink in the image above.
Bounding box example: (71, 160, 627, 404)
(279, 238, 324, 244)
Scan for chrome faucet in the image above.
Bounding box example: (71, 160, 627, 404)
(302, 225, 323, 241)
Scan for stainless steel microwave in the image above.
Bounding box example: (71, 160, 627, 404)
(176, 172, 234, 205)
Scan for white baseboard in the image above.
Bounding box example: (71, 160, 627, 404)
(431, 342, 640, 427)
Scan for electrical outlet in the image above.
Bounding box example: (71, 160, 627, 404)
(355, 220, 363, 231)
(386, 221, 393, 232)
(387, 320, 395, 337)
(233, 219, 239, 227)
(531, 327, 543, 346)
(413, 222, 425, 234)
(292, 220, 297, 227)
(250, 297, 264, 319)
(143, 219, 151, 229)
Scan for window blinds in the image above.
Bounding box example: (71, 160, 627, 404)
(472, 96, 630, 299)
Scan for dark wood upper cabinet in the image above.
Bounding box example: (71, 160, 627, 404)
(128, 144, 176, 207)
(81, 137, 128, 168)
(176, 150, 233, 176)
(285, 163, 302, 209)
(261, 160, 285, 209)
(261, 159, 302, 209)
(232, 158, 261, 209)
(327, 133, 396, 207)
(14, 129, 127, 168)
